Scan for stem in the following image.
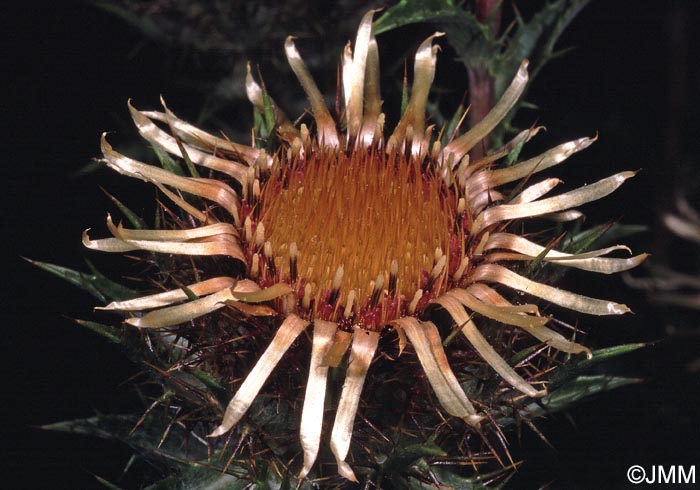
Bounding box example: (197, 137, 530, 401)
(468, 0, 503, 159)
(467, 66, 495, 160)
(475, 0, 502, 32)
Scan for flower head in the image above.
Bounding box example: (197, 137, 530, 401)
(87, 11, 646, 481)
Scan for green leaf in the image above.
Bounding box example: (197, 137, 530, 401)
(42, 413, 209, 465)
(153, 146, 185, 176)
(376, 0, 589, 147)
(93, 475, 127, 490)
(373, 0, 463, 35)
(253, 105, 265, 140)
(523, 239, 556, 278)
(375, 0, 496, 74)
(262, 91, 276, 139)
(92, 1, 164, 42)
(564, 221, 614, 254)
(161, 369, 225, 411)
(549, 342, 650, 388)
(504, 131, 527, 167)
(496, 344, 648, 424)
(175, 137, 200, 178)
(383, 441, 447, 472)
(497, 0, 590, 94)
(401, 72, 409, 117)
(85, 260, 141, 301)
(508, 344, 541, 367)
(440, 103, 466, 147)
(101, 187, 147, 229)
(27, 258, 140, 303)
(566, 223, 646, 255)
(144, 467, 249, 490)
(71, 318, 122, 344)
(535, 374, 643, 413)
(395, 463, 513, 489)
(42, 413, 275, 487)
(189, 368, 226, 394)
(42, 414, 137, 440)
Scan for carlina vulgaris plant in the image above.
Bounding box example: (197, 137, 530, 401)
(82, 10, 647, 483)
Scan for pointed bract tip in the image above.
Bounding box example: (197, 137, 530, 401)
(466, 413, 485, 428)
(207, 425, 229, 438)
(337, 461, 358, 482)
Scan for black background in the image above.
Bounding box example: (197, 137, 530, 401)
(4, 1, 700, 489)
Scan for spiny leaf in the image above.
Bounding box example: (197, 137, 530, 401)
(174, 136, 200, 178)
(500, 0, 590, 90)
(401, 70, 409, 117)
(588, 224, 647, 249)
(71, 318, 122, 344)
(262, 91, 275, 139)
(441, 103, 466, 147)
(508, 344, 541, 367)
(44, 414, 273, 487)
(253, 105, 265, 141)
(549, 342, 651, 388)
(565, 221, 614, 254)
(153, 145, 185, 176)
(376, 0, 589, 147)
(524, 239, 556, 278)
(93, 475, 127, 490)
(42, 414, 137, 440)
(492, 0, 590, 136)
(396, 462, 513, 489)
(383, 441, 447, 472)
(101, 187, 147, 230)
(93, 1, 163, 42)
(375, 0, 496, 76)
(85, 260, 141, 301)
(143, 466, 249, 490)
(504, 131, 527, 167)
(534, 374, 643, 414)
(189, 368, 226, 394)
(373, 0, 464, 35)
(160, 368, 225, 411)
(42, 413, 208, 464)
(26, 258, 139, 303)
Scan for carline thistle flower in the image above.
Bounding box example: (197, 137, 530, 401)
(86, 11, 646, 482)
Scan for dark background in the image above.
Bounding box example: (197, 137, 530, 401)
(4, 1, 699, 488)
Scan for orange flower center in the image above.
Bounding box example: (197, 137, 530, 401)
(255, 147, 461, 328)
